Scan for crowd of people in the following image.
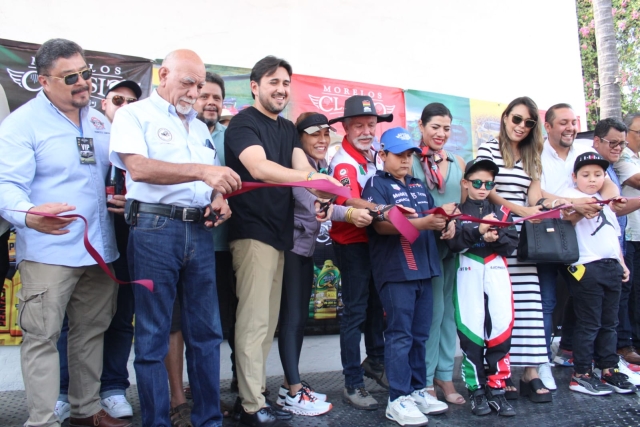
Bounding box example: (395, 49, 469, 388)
(0, 37, 640, 427)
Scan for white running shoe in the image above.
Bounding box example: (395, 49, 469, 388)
(538, 362, 557, 390)
(618, 355, 640, 382)
(54, 401, 70, 422)
(385, 396, 429, 426)
(282, 388, 332, 416)
(277, 383, 327, 406)
(411, 388, 448, 415)
(101, 395, 134, 418)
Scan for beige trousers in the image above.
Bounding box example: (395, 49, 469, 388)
(230, 239, 284, 414)
(18, 261, 117, 427)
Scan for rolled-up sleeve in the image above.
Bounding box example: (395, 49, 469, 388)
(0, 115, 36, 228)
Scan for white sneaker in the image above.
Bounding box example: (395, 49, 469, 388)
(411, 388, 448, 415)
(101, 395, 133, 418)
(54, 401, 70, 422)
(385, 396, 429, 426)
(276, 383, 327, 406)
(538, 362, 557, 390)
(282, 388, 332, 416)
(618, 355, 640, 383)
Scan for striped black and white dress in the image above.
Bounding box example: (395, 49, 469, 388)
(476, 139, 548, 366)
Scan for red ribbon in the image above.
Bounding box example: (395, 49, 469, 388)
(10, 210, 154, 292)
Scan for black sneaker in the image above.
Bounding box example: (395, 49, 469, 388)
(485, 387, 516, 417)
(569, 372, 614, 396)
(469, 388, 491, 416)
(233, 396, 293, 422)
(238, 406, 282, 427)
(361, 357, 389, 389)
(601, 369, 638, 394)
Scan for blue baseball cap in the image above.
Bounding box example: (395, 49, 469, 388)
(380, 127, 421, 155)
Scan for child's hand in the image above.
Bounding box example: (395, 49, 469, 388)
(441, 220, 455, 240)
(483, 230, 499, 242)
(610, 197, 628, 213)
(478, 213, 497, 234)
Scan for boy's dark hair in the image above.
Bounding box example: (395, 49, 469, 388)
(205, 72, 226, 100)
(545, 103, 573, 125)
(249, 56, 292, 99)
(594, 117, 627, 139)
(36, 38, 86, 75)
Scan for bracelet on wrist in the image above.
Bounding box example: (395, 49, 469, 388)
(551, 199, 560, 208)
(306, 171, 315, 181)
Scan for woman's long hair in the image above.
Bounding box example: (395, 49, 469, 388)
(498, 96, 543, 180)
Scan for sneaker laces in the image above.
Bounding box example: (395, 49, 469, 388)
(300, 380, 316, 394)
(356, 387, 371, 398)
(472, 390, 486, 406)
(298, 387, 317, 403)
(605, 369, 630, 382)
(396, 395, 417, 407)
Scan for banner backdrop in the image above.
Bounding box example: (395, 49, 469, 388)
(405, 89, 474, 162)
(0, 38, 154, 113)
(287, 74, 405, 141)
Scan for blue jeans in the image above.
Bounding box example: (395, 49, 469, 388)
(537, 263, 562, 361)
(129, 213, 222, 427)
(378, 279, 432, 401)
(333, 242, 385, 389)
(57, 247, 134, 401)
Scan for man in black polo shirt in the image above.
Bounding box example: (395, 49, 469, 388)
(224, 56, 340, 427)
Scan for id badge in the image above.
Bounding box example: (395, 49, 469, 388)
(76, 137, 96, 164)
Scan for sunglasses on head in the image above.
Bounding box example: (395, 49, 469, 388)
(469, 179, 496, 190)
(510, 114, 537, 129)
(44, 68, 92, 85)
(108, 95, 137, 106)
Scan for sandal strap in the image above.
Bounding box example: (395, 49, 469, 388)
(528, 378, 547, 391)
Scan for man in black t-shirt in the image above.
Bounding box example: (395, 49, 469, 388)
(224, 56, 340, 427)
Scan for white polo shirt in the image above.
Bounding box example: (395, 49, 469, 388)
(109, 90, 220, 208)
(540, 138, 591, 195)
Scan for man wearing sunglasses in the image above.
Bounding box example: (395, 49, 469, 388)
(0, 39, 130, 427)
(101, 80, 141, 123)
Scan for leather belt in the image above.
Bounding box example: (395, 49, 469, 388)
(136, 202, 205, 222)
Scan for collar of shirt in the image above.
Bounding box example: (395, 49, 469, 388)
(543, 138, 579, 160)
(150, 89, 198, 122)
(341, 136, 376, 167)
(212, 121, 227, 138)
(37, 90, 92, 134)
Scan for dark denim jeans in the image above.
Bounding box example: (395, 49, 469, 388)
(129, 213, 222, 427)
(566, 259, 622, 374)
(537, 263, 561, 361)
(378, 279, 432, 401)
(333, 242, 385, 389)
(57, 248, 134, 400)
(623, 241, 640, 348)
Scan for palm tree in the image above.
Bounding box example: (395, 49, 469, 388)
(593, 0, 621, 119)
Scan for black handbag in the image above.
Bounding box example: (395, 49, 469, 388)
(517, 218, 579, 264)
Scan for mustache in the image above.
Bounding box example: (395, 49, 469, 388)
(179, 96, 196, 105)
(356, 135, 373, 142)
(71, 86, 90, 95)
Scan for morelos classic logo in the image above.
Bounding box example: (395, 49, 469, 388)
(6, 56, 139, 109)
(308, 84, 396, 118)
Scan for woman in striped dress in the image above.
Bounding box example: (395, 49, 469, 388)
(476, 96, 552, 403)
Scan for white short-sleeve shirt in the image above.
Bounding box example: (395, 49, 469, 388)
(109, 90, 219, 208)
(540, 138, 591, 195)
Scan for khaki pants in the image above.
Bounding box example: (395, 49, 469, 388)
(230, 239, 284, 413)
(18, 261, 118, 426)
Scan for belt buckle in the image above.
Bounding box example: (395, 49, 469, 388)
(182, 208, 195, 222)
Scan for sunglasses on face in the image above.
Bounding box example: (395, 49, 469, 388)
(44, 68, 92, 85)
(108, 95, 137, 106)
(469, 179, 496, 190)
(510, 114, 537, 129)
(600, 137, 627, 150)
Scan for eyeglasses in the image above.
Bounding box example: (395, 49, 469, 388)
(469, 179, 496, 190)
(510, 114, 537, 129)
(600, 137, 627, 150)
(629, 129, 640, 136)
(108, 95, 137, 106)
(43, 68, 92, 85)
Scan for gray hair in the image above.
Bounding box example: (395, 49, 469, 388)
(35, 38, 85, 75)
(623, 112, 640, 129)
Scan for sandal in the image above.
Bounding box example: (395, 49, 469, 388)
(519, 378, 552, 403)
(504, 378, 518, 400)
(169, 403, 193, 427)
(434, 378, 465, 405)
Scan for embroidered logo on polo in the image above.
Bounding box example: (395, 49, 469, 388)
(158, 128, 172, 141)
(90, 117, 105, 130)
(391, 184, 400, 191)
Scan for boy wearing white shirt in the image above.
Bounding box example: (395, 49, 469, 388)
(561, 152, 635, 396)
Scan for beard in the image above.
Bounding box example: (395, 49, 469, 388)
(197, 111, 218, 128)
(353, 135, 374, 151)
(176, 96, 196, 115)
(258, 91, 287, 115)
(71, 85, 90, 108)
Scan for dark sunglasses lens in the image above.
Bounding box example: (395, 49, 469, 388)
(524, 120, 537, 129)
(511, 115, 523, 125)
(111, 96, 125, 106)
(485, 181, 496, 190)
(127, 98, 137, 104)
(471, 180, 483, 189)
(81, 69, 92, 81)
(64, 73, 80, 85)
